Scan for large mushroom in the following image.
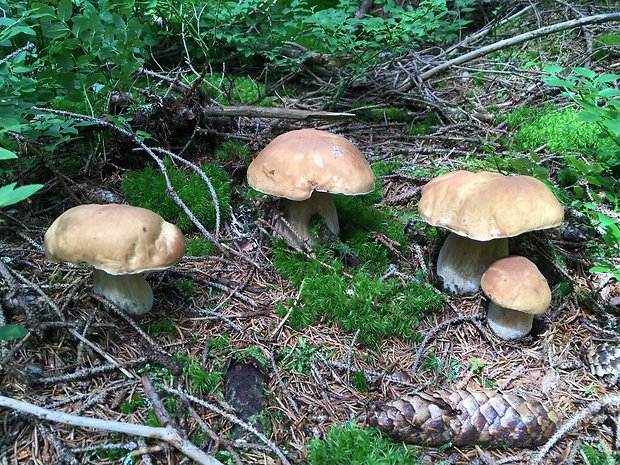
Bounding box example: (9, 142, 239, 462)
(247, 129, 375, 246)
(418, 171, 564, 294)
(44, 204, 186, 315)
(481, 255, 551, 340)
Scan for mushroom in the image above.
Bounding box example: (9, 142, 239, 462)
(44, 204, 186, 315)
(418, 170, 564, 294)
(247, 128, 375, 246)
(481, 255, 551, 340)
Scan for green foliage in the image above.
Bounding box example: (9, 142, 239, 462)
(280, 338, 320, 374)
(352, 104, 411, 123)
(581, 443, 620, 465)
(307, 422, 419, 465)
(120, 396, 146, 414)
(182, 357, 223, 395)
(121, 159, 232, 233)
(233, 345, 268, 368)
(0, 148, 43, 209)
(0, 324, 28, 341)
(351, 371, 369, 392)
(407, 113, 441, 135)
(145, 318, 177, 337)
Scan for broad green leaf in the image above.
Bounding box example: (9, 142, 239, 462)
(598, 88, 620, 98)
(0, 183, 43, 208)
(544, 77, 571, 88)
(573, 67, 596, 79)
(594, 73, 620, 84)
(543, 65, 563, 74)
(603, 119, 620, 135)
(0, 147, 17, 160)
(58, 0, 73, 22)
(0, 324, 28, 341)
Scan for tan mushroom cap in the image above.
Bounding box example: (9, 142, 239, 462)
(481, 256, 551, 315)
(419, 171, 564, 241)
(44, 204, 186, 275)
(247, 128, 375, 201)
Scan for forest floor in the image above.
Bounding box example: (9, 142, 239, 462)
(1, 11, 620, 465)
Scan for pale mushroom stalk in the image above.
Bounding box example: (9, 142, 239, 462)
(486, 302, 535, 340)
(276, 192, 339, 246)
(92, 269, 154, 315)
(437, 233, 509, 295)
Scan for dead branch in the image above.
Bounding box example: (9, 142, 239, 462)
(202, 105, 355, 121)
(0, 395, 224, 465)
(398, 12, 620, 90)
(532, 394, 620, 465)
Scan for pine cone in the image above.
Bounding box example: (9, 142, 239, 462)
(367, 389, 561, 447)
(583, 340, 620, 378)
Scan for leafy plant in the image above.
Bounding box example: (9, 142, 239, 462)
(121, 159, 232, 233)
(0, 148, 43, 209)
(0, 324, 29, 341)
(307, 422, 420, 465)
(582, 443, 620, 465)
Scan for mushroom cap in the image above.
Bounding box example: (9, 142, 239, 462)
(481, 255, 551, 315)
(247, 128, 375, 201)
(419, 171, 564, 241)
(44, 204, 186, 275)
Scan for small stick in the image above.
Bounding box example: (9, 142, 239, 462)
(0, 395, 224, 465)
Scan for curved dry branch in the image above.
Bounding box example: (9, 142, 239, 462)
(0, 395, 224, 465)
(398, 12, 620, 91)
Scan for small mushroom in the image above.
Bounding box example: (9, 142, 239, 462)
(247, 128, 375, 246)
(44, 204, 186, 315)
(418, 170, 564, 294)
(481, 255, 551, 340)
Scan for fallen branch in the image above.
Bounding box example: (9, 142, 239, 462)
(0, 395, 224, 465)
(398, 12, 620, 90)
(202, 105, 355, 121)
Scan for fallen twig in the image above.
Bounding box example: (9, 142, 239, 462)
(0, 395, 224, 465)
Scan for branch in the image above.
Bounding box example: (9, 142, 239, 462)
(0, 395, 224, 465)
(398, 12, 620, 91)
(202, 105, 355, 121)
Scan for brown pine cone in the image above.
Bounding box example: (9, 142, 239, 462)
(583, 340, 620, 378)
(367, 389, 561, 447)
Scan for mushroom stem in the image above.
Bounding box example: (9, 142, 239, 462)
(275, 191, 339, 246)
(92, 269, 154, 315)
(486, 302, 535, 340)
(437, 233, 509, 295)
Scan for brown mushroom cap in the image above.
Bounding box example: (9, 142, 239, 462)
(44, 204, 186, 275)
(247, 128, 375, 201)
(481, 255, 551, 315)
(419, 171, 564, 241)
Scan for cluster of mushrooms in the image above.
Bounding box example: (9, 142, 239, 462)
(43, 128, 564, 341)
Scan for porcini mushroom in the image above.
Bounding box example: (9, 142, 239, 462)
(481, 255, 551, 340)
(418, 171, 564, 294)
(44, 204, 186, 315)
(247, 128, 375, 246)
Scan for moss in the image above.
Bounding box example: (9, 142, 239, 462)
(406, 113, 441, 135)
(214, 140, 251, 166)
(186, 237, 216, 256)
(351, 103, 412, 123)
(307, 422, 420, 465)
(121, 158, 232, 233)
(205, 73, 273, 107)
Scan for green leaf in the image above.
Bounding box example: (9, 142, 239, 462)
(543, 65, 563, 74)
(577, 112, 601, 123)
(0, 183, 43, 208)
(0, 324, 28, 341)
(603, 119, 620, 135)
(594, 73, 620, 84)
(0, 148, 18, 160)
(544, 77, 571, 88)
(598, 88, 620, 98)
(573, 67, 596, 79)
(58, 0, 73, 22)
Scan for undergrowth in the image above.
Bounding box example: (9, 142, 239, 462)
(306, 422, 420, 465)
(121, 159, 232, 233)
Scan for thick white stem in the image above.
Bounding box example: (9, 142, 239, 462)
(436, 233, 509, 295)
(486, 302, 534, 340)
(275, 191, 339, 246)
(92, 270, 154, 315)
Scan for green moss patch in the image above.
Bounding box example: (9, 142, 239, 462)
(272, 192, 443, 346)
(307, 422, 419, 465)
(121, 159, 232, 233)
